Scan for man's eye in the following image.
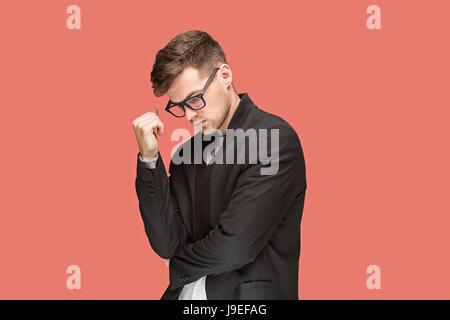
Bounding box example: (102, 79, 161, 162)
(187, 97, 203, 107)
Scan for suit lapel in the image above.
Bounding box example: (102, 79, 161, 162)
(209, 93, 257, 225)
(182, 161, 196, 238)
(178, 93, 257, 240)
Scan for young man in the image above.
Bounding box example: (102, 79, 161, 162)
(132, 30, 307, 299)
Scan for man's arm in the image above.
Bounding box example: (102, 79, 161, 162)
(135, 151, 190, 259)
(167, 126, 307, 289)
(139, 153, 172, 267)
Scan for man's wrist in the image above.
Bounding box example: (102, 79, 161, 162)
(141, 152, 158, 162)
(138, 152, 158, 170)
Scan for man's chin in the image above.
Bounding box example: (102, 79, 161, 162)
(193, 121, 221, 136)
(204, 128, 223, 137)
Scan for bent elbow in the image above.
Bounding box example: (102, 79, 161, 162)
(225, 243, 257, 271)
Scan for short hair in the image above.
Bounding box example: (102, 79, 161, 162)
(150, 30, 228, 97)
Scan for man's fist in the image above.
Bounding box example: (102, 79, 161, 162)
(132, 109, 164, 161)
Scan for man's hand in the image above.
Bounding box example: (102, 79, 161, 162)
(162, 258, 170, 267)
(132, 108, 164, 161)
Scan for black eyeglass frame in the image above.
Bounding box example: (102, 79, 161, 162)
(165, 67, 220, 118)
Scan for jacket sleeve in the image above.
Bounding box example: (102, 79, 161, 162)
(168, 126, 307, 289)
(135, 151, 190, 259)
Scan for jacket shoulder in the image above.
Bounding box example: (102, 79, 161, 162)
(248, 106, 302, 144)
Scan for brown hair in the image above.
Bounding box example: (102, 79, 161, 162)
(150, 30, 228, 97)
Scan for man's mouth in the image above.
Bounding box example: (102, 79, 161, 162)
(194, 120, 207, 126)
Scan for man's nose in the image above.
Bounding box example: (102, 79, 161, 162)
(185, 108, 198, 121)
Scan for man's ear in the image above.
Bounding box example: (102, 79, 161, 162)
(218, 63, 233, 89)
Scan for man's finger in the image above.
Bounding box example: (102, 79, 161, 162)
(143, 119, 164, 137)
(153, 119, 164, 136)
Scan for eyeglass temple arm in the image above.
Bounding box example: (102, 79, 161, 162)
(166, 67, 219, 109)
(201, 67, 219, 94)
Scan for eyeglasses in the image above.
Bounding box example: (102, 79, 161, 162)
(165, 67, 220, 118)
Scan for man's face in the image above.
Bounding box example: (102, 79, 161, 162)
(167, 66, 231, 135)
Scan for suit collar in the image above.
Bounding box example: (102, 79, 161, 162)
(182, 93, 256, 238)
(225, 92, 256, 133)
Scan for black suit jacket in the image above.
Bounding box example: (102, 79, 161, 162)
(135, 93, 307, 299)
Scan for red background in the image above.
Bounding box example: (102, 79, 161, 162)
(0, 0, 449, 299)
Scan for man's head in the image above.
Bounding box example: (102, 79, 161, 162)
(150, 30, 239, 134)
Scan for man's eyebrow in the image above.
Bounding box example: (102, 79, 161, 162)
(172, 89, 202, 104)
